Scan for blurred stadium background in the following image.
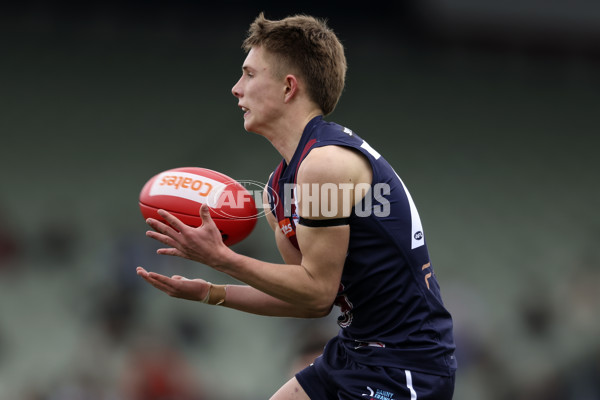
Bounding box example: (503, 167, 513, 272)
(1, 1, 599, 399)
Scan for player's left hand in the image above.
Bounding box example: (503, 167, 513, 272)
(136, 266, 211, 301)
(145, 204, 232, 267)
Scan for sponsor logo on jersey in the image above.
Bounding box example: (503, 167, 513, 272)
(278, 218, 295, 238)
(361, 386, 396, 400)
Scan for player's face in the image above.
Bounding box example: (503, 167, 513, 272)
(232, 47, 286, 135)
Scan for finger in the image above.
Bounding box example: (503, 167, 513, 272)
(199, 203, 214, 226)
(145, 272, 178, 293)
(156, 247, 187, 258)
(139, 271, 169, 291)
(157, 209, 189, 232)
(146, 229, 180, 249)
(146, 217, 179, 238)
(147, 271, 171, 282)
(136, 266, 149, 276)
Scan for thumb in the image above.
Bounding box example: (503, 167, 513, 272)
(200, 203, 214, 225)
(171, 275, 189, 281)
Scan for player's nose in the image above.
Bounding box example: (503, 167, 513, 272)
(231, 78, 243, 98)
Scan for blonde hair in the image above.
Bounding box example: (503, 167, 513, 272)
(242, 13, 347, 115)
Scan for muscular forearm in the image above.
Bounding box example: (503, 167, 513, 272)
(222, 284, 331, 318)
(215, 251, 336, 316)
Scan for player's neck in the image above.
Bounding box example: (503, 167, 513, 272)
(268, 109, 322, 164)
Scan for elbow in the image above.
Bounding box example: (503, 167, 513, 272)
(296, 271, 338, 318)
(306, 303, 333, 318)
(303, 293, 335, 318)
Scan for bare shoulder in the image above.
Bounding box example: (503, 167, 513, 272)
(297, 145, 372, 186)
(295, 146, 372, 219)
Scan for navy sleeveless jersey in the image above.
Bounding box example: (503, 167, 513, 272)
(268, 116, 457, 376)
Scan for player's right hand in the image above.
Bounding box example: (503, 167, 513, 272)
(136, 266, 210, 302)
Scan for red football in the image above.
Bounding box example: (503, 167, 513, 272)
(139, 167, 258, 246)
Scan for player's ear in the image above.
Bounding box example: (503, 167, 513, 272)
(283, 74, 299, 103)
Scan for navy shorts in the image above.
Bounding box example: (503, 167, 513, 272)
(295, 340, 455, 400)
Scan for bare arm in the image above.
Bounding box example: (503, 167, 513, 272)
(138, 146, 371, 318)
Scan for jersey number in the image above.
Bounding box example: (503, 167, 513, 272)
(334, 283, 353, 328)
(422, 263, 432, 290)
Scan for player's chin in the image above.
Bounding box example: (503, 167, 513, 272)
(244, 116, 268, 135)
(243, 119, 257, 134)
